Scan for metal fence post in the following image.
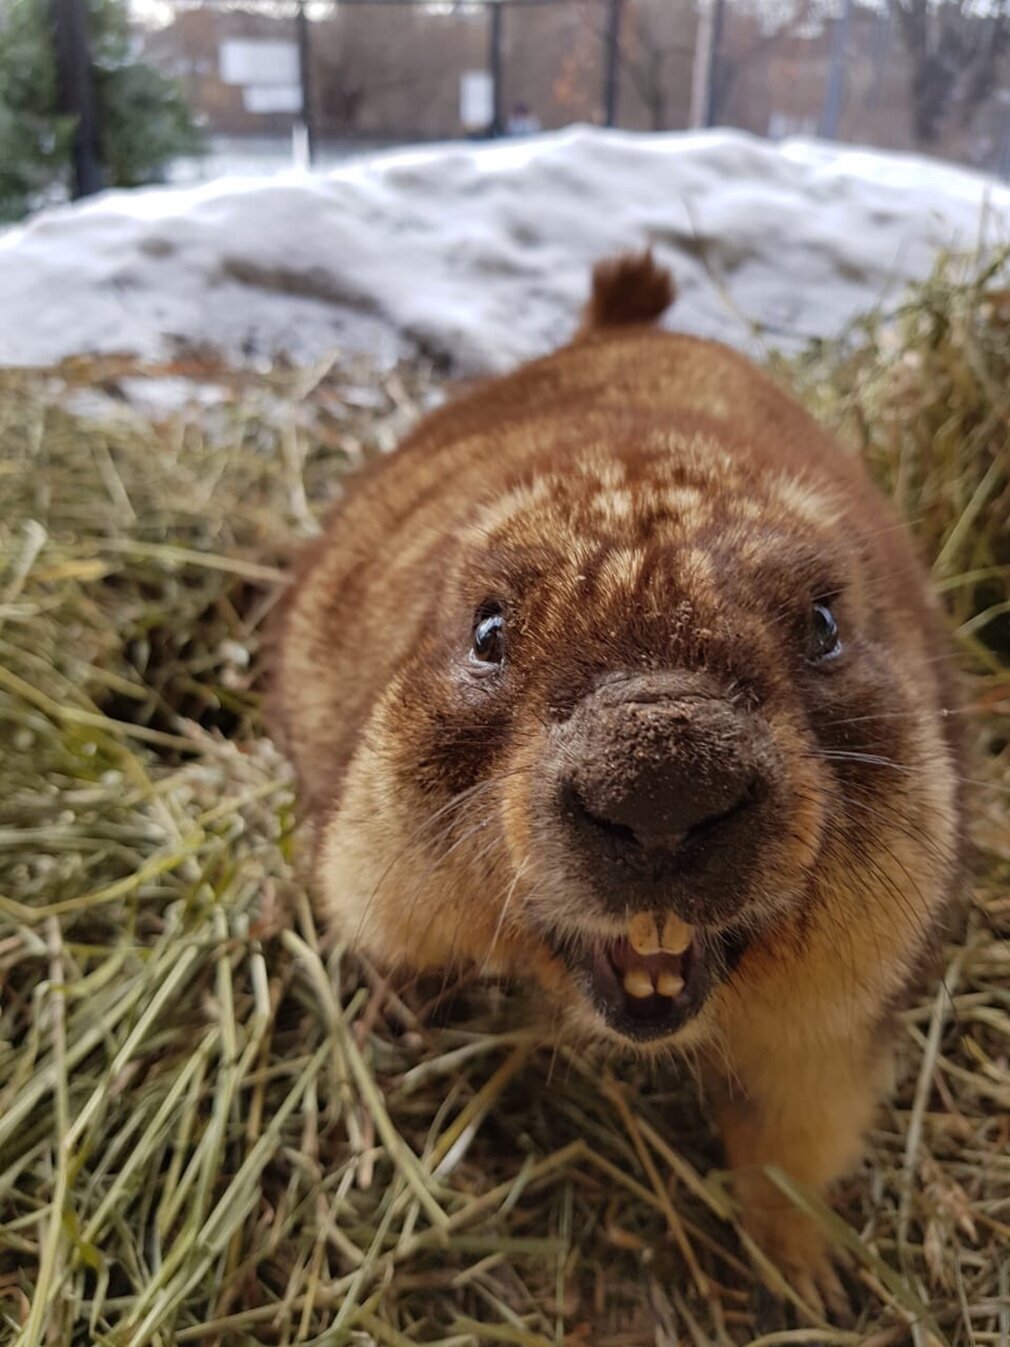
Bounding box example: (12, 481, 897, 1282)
(603, 0, 622, 127)
(489, 0, 504, 135)
(819, 0, 854, 139)
(50, 0, 104, 198)
(296, 0, 317, 164)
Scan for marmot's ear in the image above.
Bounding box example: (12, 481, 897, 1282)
(578, 249, 676, 335)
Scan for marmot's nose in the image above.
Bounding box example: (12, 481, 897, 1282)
(557, 673, 769, 913)
(565, 744, 755, 856)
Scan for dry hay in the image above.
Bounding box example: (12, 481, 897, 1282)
(0, 257, 1007, 1346)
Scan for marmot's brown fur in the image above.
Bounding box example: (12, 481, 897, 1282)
(270, 252, 962, 1317)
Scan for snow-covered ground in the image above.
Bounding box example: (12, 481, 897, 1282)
(2, 126, 1008, 375)
(166, 134, 397, 186)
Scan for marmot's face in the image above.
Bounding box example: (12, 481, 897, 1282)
(362, 431, 942, 1050)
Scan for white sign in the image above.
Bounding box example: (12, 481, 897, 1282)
(243, 84, 302, 114)
(220, 40, 299, 87)
(460, 70, 493, 130)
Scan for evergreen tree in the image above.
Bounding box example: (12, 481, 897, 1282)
(89, 0, 202, 189)
(0, 0, 74, 220)
(0, 0, 202, 221)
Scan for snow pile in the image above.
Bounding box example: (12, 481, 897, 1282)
(2, 127, 1008, 373)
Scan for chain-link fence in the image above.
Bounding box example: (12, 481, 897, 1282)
(141, 0, 656, 149)
(138, 0, 1010, 173)
(12, 0, 1010, 204)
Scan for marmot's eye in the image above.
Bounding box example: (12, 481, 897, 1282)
(808, 600, 842, 663)
(471, 612, 505, 666)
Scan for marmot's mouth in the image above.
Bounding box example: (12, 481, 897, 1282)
(559, 913, 712, 1042)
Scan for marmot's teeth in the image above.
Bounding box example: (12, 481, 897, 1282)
(623, 968, 655, 999)
(656, 971, 685, 998)
(660, 913, 693, 955)
(628, 912, 660, 954)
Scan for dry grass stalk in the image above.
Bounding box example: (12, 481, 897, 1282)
(1, 254, 1007, 1344)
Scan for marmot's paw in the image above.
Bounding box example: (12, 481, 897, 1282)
(747, 1208, 855, 1327)
(790, 1249, 853, 1325)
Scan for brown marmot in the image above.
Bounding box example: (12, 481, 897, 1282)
(269, 252, 962, 1316)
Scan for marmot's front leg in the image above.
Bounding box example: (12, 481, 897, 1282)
(715, 1029, 891, 1320)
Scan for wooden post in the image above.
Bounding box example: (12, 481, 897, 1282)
(296, 0, 317, 164)
(603, 0, 623, 127)
(689, 0, 726, 129)
(50, 0, 103, 198)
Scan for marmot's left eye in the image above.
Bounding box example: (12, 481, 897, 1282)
(808, 600, 842, 663)
(471, 613, 505, 665)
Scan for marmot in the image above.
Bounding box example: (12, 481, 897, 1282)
(269, 253, 961, 1316)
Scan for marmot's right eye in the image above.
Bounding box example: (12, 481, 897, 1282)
(471, 613, 505, 665)
(807, 600, 842, 663)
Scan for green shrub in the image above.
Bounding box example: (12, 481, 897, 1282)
(0, 0, 202, 221)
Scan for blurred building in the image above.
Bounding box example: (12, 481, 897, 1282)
(137, 0, 1010, 174)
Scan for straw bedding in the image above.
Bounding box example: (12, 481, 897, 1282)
(1, 259, 1008, 1346)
